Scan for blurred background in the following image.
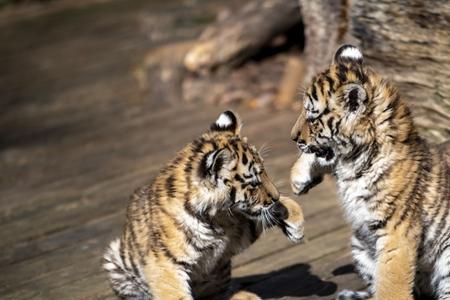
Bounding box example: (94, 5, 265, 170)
(0, 0, 449, 299)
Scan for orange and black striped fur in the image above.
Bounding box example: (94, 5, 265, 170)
(290, 45, 450, 300)
(104, 111, 304, 300)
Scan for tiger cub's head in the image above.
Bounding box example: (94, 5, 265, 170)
(290, 45, 381, 194)
(194, 111, 280, 219)
(291, 45, 376, 158)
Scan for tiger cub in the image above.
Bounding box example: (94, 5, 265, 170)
(290, 45, 450, 300)
(104, 110, 304, 300)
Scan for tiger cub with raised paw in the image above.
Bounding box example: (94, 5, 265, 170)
(104, 110, 304, 300)
(290, 45, 449, 300)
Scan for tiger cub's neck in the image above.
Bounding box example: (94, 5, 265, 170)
(335, 78, 420, 180)
(334, 84, 425, 225)
(150, 164, 233, 235)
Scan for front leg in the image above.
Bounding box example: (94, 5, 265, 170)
(143, 255, 193, 300)
(270, 196, 304, 243)
(337, 235, 375, 300)
(373, 220, 419, 300)
(291, 152, 325, 195)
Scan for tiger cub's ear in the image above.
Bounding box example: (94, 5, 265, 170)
(210, 110, 242, 136)
(343, 83, 367, 113)
(198, 148, 231, 180)
(333, 44, 364, 66)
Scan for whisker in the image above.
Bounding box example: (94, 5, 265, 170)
(262, 209, 271, 232)
(298, 85, 306, 94)
(259, 143, 272, 159)
(267, 207, 281, 227)
(228, 207, 235, 217)
(261, 210, 266, 233)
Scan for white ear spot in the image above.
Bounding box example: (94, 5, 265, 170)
(216, 113, 232, 127)
(340, 47, 363, 60)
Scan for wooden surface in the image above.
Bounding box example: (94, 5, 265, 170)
(0, 0, 362, 299)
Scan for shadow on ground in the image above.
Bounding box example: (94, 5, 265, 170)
(233, 263, 337, 298)
(235, 263, 435, 300)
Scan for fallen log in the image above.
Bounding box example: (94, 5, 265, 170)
(183, 0, 301, 73)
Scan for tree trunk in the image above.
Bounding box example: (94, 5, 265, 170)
(298, 0, 349, 83)
(349, 0, 450, 143)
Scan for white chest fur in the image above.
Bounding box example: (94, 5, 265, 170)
(337, 177, 374, 228)
(335, 152, 392, 228)
(335, 159, 379, 229)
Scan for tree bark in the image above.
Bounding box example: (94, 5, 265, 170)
(298, 0, 349, 83)
(350, 0, 450, 143)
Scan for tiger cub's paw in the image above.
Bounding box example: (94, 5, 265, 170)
(271, 196, 304, 243)
(230, 290, 261, 300)
(337, 289, 372, 300)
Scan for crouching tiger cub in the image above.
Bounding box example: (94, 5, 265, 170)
(290, 45, 450, 300)
(104, 110, 304, 300)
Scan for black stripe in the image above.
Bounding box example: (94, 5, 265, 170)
(161, 246, 192, 269)
(324, 74, 335, 92)
(356, 67, 367, 83)
(311, 84, 318, 101)
(351, 244, 365, 252)
(234, 174, 245, 183)
(212, 154, 224, 175)
(166, 175, 176, 198)
(119, 240, 128, 268)
(184, 137, 205, 176)
(317, 76, 325, 97)
(346, 87, 360, 112)
(437, 239, 450, 257)
(129, 256, 141, 278)
(378, 112, 395, 126)
(127, 223, 146, 264)
(337, 64, 347, 82)
(333, 118, 342, 135)
(343, 143, 368, 162)
(383, 94, 400, 114)
(242, 152, 248, 165)
(368, 219, 387, 231)
(326, 116, 334, 131)
(184, 200, 214, 231)
(229, 186, 236, 203)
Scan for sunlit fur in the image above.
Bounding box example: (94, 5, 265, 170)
(290, 45, 450, 300)
(104, 111, 304, 300)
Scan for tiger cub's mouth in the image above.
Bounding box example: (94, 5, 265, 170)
(233, 201, 284, 227)
(231, 201, 269, 220)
